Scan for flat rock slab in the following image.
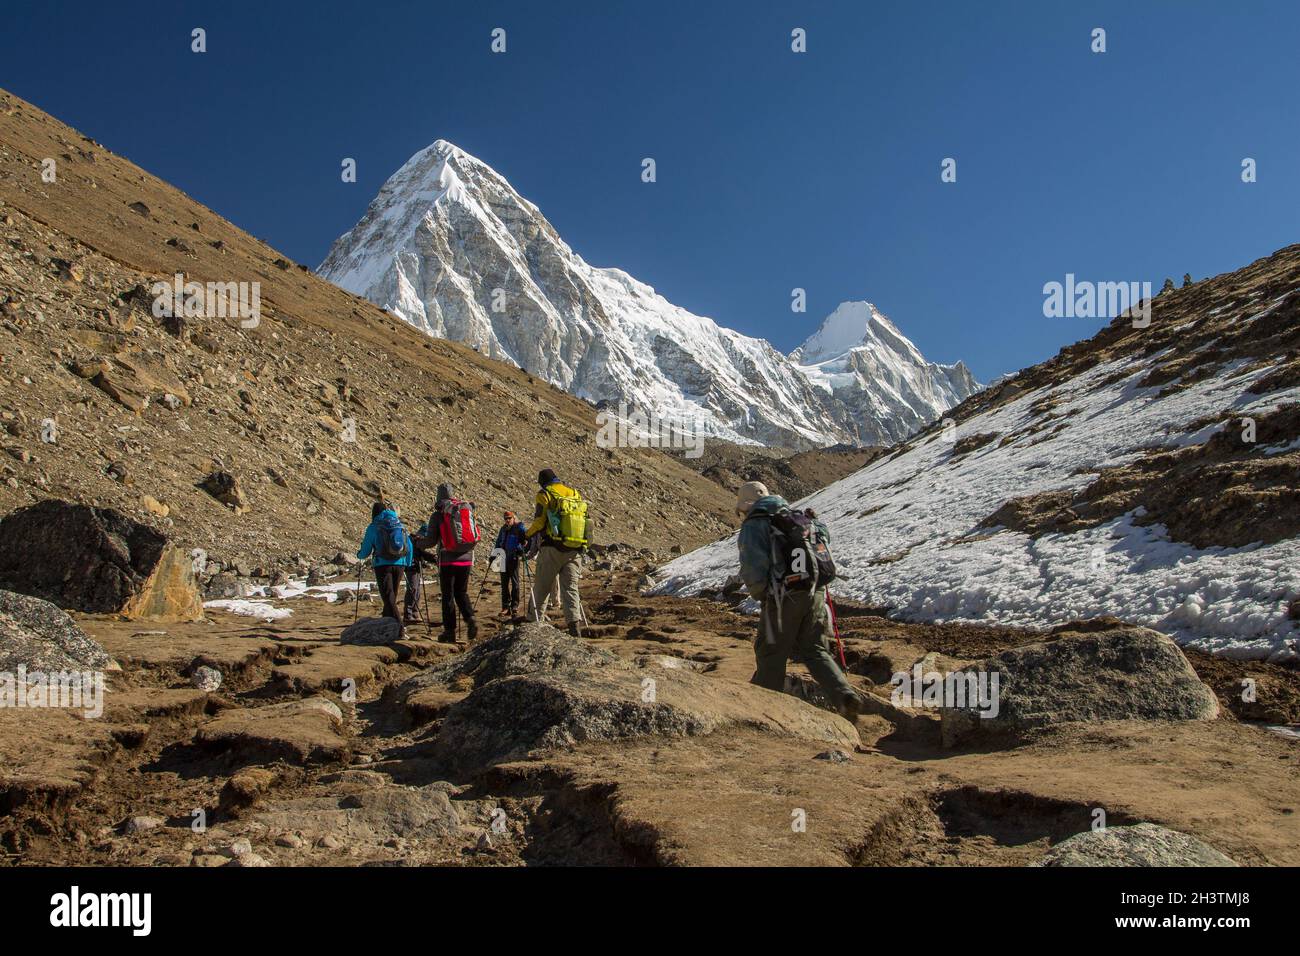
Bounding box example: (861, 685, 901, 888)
(254, 782, 460, 850)
(1036, 822, 1238, 867)
(195, 697, 348, 766)
(272, 643, 400, 694)
(428, 623, 857, 774)
(941, 625, 1219, 746)
(0, 589, 116, 673)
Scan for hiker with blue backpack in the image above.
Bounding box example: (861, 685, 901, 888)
(432, 483, 479, 643)
(356, 499, 413, 636)
(493, 510, 529, 620)
(735, 481, 863, 723)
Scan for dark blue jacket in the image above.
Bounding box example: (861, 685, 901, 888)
(495, 521, 528, 559)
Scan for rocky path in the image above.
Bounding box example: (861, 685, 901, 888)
(3, 558, 1299, 867)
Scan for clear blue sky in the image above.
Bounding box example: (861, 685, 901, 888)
(2, 1, 1297, 382)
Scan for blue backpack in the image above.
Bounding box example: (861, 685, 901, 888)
(375, 514, 410, 561)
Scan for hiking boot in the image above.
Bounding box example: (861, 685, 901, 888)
(566, 621, 584, 639)
(465, 619, 479, 642)
(839, 692, 864, 724)
(497, 608, 511, 620)
(438, 629, 457, 645)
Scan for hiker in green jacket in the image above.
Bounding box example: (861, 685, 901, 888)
(735, 481, 862, 722)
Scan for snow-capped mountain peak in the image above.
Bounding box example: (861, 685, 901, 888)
(795, 301, 899, 363)
(319, 141, 979, 448)
(792, 302, 979, 443)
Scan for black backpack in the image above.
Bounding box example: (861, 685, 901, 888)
(756, 507, 835, 592)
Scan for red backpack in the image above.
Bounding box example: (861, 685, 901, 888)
(437, 499, 480, 555)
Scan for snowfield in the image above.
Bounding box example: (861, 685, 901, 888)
(652, 354, 1300, 662)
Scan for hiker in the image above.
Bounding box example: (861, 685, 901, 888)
(356, 500, 412, 635)
(405, 518, 436, 625)
(432, 483, 479, 643)
(525, 468, 589, 637)
(494, 510, 529, 619)
(735, 481, 862, 721)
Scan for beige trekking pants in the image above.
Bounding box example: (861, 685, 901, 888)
(532, 545, 583, 626)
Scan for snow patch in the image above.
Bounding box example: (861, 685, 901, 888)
(654, 352, 1300, 661)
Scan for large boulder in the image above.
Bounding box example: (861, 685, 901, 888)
(0, 589, 115, 672)
(941, 624, 1219, 747)
(0, 500, 204, 621)
(1035, 823, 1238, 867)
(426, 622, 858, 774)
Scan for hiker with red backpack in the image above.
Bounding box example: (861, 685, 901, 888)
(735, 481, 863, 722)
(356, 499, 413, 636)
(431, 483, 479, 643)
(525, 468, 590, 637)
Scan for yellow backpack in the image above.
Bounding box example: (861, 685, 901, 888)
(542, 484, 590, 548)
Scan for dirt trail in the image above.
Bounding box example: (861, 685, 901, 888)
(3, 556, 1297, 867)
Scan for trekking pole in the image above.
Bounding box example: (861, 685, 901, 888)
(473, 559, 492, 612)
(825, 590, 848, 670)
(524, 558, 542, 622)
(420, 569, 432, 636)
(353, 562, 363, 624)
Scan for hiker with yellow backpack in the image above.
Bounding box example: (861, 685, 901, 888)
(525, 468, 590, 637)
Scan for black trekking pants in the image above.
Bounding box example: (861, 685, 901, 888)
(500, 559, 522, 610)
(403, 564, 423, 621)
(439, 565, 474, 633)
(374, 565, 404, 627)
